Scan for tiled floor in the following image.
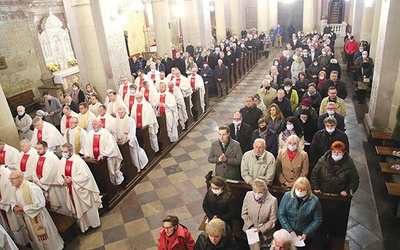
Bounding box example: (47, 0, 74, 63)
(65, 49, 384, 250)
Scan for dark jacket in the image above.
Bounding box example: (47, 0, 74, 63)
(239, 105, 263, 131)
(194, 56, 204, 69)
(301, 92, 322, 114)
(173, 58, 187, 76)
(306, 64, 322, 82)
(129, 60, 143, 75)
(202, 190, 237, 228)
(156, 63, 166, 72)
(251, 127, 278, 158)
(200, 66, 213, 84)
(194, 223, 238, 250)
(271, 97, 293, 118)
(278, 191, 323, 238)
(162, 57, 174, 75)
(214, 65, 226, 81)
(319, 80, 348, 99)
(317, 113, 345, 132)
(310, 129, 349, 165)
(229, 122, 253, 154)
(311, 151, 360, 194)
(186, 44, 195, 57)
(158, 224, 195, 250)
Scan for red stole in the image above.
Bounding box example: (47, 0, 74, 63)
(151, 73, 155, 80)
(20, 154, 30, 172)
(0, 151, 5, 165)
(139, 78, 145, 90)
(144, 89, 150, 102)
(169, 88, 174, 94)
(100, 118, 106, 128)
(136, 104, 143, 128)
(122, 85, 128, 99)
(129, 95, 135, 111)
(159, 94, 166, 114)
(93, 134, 101, 159)
(64, 160, 76, 209)
(190, 77, 196, 89)
(37, 130, 43, 142)
(36, 156, 46, 179)
(66, 115, 72, 129)
(175, 78, 181, 87)
(171, 75, 175, 81)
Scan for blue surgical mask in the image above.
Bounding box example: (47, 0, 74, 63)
(62, 152, 70, 159)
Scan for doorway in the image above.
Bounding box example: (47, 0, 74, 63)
(277, 0, 304, 43)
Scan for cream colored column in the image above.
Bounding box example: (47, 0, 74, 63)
(366, 0, 400, 129)
(215, 0, 226, 41)
(369, 0, 382, 60)
(181, 0, 201, 46)
(0, 86, 20, 148)
(230, 0, 240, 37)
(152, 0, 172, 56)
(360, 2, 375, 42)
(197, 0, 213, 46)
(351, 0, 364, 40)
(303, 0, 315, 33)
(268, 0, 278, 29)
(257, 0, 269, 34)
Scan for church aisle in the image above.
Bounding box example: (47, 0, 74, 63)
(65, 49, 383, 250)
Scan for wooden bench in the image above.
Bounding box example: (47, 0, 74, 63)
(371, 130, 393, 146)
(49, 211, 78, 245)
(380, 162, 400, 181)
(191, 91, 203, 121)
(385, 182, 400, 217)
(136, 126, 156, 162)
(7, 89, 40, 116)
(156, 115, 171, 152)
(118, 141, 139, 187)
(184, 96, 194, 128)
(375, 146, 400, 161)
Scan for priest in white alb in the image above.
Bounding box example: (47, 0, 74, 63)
(171, 69, 193, 98)
(118, 76, 132, 100)
(140, 80, 158, 106)
(166, 67, 177, 81)
(60, 105, 78, 135)
(154, 71, 167, 91)
(0, 141, 20, 170)
(31, 117, 66, 152)
(134, 69, 153, 91)
(188, 67, 206, 113)
(123, 84, 138, 114)
(147, 62, 160, 83)
(154, 82, 179, 142)
(18, 139, 39, 181)
(78, 102, 96, 132)
(10, 170, 64, 250)
(57, 143, 102, 233)
(167, 81, 188, 130)
(64, 117, 89, 156)
(97, 104, 115, 134)
(131, 92, 159, 152)
(107, 91, 128, 118)
(84, 119, 124, 185)
(88, 95, 102, 116)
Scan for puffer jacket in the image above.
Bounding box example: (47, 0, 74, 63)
(278, 191, 322, 238)
(310, 151, 359, 194)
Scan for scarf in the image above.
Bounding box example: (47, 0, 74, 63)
(258, 126, 268, 140)
(287, 148, 297, 162)
(328, 152, 348, 174)
(282, 129, 296, 142)
(66, 127, 82, 154)
(18, 113, 26, 120)
(78, 112, 90, 130)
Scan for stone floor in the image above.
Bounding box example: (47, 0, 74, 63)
(65, 49, 384, 250)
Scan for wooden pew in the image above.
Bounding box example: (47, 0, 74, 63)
(84, 158, 119, 209)
(375, 146, 400, 161)
(49, 211, 78, 245)
(225, 67, 230, 94)
(234, 61, 240, 82)
(191, 90, 203, 121)
(184, 96, 194, 127)
(229, 64, 235, 87)
(243, 55, 248, 73)
(204, 83, 210, 110)
(7, 89, 40, 116)
(371, 130, 394, 146)
(118, 141, 139, 186)
(237, 58, 243, 79)
(379, 162, 400, 181)
(156, 115, 171, 151)
(136, 126, 156, 162)
(385, 182, 400, 217)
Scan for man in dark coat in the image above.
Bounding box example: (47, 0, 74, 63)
(228, 112, 253, 154)
(172, 51, 186, 76)
(239, 96, 263, 131)
(271, 89, 293, 118)
(185, 42, 195, 57)
(129, 56, 142, 78)
(317, 102, 346, 132)
(161, 53, 173, 75)
(319, 71, 347, 99)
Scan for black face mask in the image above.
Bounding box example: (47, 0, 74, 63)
(259, 126, 267, 132)
(265, 86, 271, 90)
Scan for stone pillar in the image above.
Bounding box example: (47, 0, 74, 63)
(151, 0, 172, 56)
(360, 2, 375, 42)
(0, 86, 20, 148)
(268, 0, 278, 29)
(369, 0, 382, 60)
(215, 0, 226, 42)
(365, 0, 400, 130)
(303, 0, 315, 32)
(63, 0, 130, 102)
(257, 0, 269, 33)
(229, 0, 240, 37)
(197, 0, 213, 46)
(351, 0, 364, 40)
(181, 0, 201, 47)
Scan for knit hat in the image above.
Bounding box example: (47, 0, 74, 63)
(301, 98, 312, 107)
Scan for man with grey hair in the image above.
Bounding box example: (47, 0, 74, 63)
(270, 229, 295, 250)
(64, 116, 89, 156)
(241, 138, 276, 185)
(214, 59, 227, 98)
(118, 75, 132, 100)
(31, 117, 66, 151)
(18, 139, 39, 180)
(15, 105, 33, 140)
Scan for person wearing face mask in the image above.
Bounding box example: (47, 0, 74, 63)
(295, 72, 309, 98)
(277, 117, 305, 150)
(311, 141, 359, 196)
(228, 112, 252, 154)
(301, 83, 322, 114)
(202, 177, 237, 230)
(354, 51, 374, 103)
(291, 57, 305, 85)
(316, 71, 327, 91)
(344, 35, 358, 72)
(310, 117, 349, 165)
(327, 58, 341, 79)
(195, 218, 239, 250)
(70, 83, 85, 105)
(278, 177, 322, 249)
(317, 102, 345, 131)
(301, 49, 312, 68)
(319, 87, 346, 117)
(276, 135, 309, 187)
(57, 143, 101, 233)
(123, 84, 138, 113)
(306, 59, 322, 83)
(118, 76, 133, 100)
(317, 48, 330, 71)
(280, 51, 294, 79)
(282, 79, 299, 111)
(298, 110, 317, 151)
(15, 105, 33, 140)
(241, 179, 278, 250)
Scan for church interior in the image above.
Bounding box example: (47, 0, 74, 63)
(1, 0, 400, 249)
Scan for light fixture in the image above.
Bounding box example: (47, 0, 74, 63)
(364, 0, 373, 8)
(209, 0, 215, 12)
(129, 1, 144, 12)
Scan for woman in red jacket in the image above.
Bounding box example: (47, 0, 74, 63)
(158, 215, 195, 250)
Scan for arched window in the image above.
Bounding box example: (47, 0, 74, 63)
(328, 0, 344, 23)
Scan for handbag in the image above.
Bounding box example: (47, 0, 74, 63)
(362, 68, 370, 82)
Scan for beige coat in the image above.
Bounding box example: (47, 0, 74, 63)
(319, 96, 346, 117)
(276, 149, 309, 185)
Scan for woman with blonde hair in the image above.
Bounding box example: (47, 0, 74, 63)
(194, 218, 238, 249)
(85, 83, 98, 103)
(278, 177, 322, 249)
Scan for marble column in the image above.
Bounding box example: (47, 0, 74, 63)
(303, 0, 315, 32)
(268, 0, 278, 29)
(351, 0, 364, 40)
(365, 0, 400, 130)
(0, 86, 20, 148)
(63, 0, 130, 102)
(369, 0, 382, 60)
(229, 0, 240, 37)
(215, 0, 226, 42)
(196, 0, 212, 46)
(181, 0, 201, 46)
(257, 0, 269, 33)
(151, 0, 172, 56)
(360, 2, 375, 42)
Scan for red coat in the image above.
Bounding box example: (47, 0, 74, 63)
(345, 40, 358, 55)
(158, 224, 195, 250)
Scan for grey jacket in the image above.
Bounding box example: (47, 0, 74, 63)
(208, 138, 242, 180)
(44, 96, 62, 126)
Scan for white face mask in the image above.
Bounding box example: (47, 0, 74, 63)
(288, 145, 297, 152)
(319, 76, 325, 80)
(362, 55, 367, 59)
(18, 112, 24, 116)
(253, 192, 264, 200)
(233, 120, 241, 126)
(322, 51, 326, 55)
(301, 118, 307, 123)
(326, 127, 335, 133)
(274, 62, 279, 66)
(73, 87, 78, 91)
(62, 152, 70, 159)
(332, 154, 343, 161)
(313, 62, 318, 66)
(211, 188, 223, 195)
(284, 87, 291, 91)
(130, 90, 136, 95)
(286, 124, 294, 131)
(327, 110, 335, 115)
(295, 189, 307, 198)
